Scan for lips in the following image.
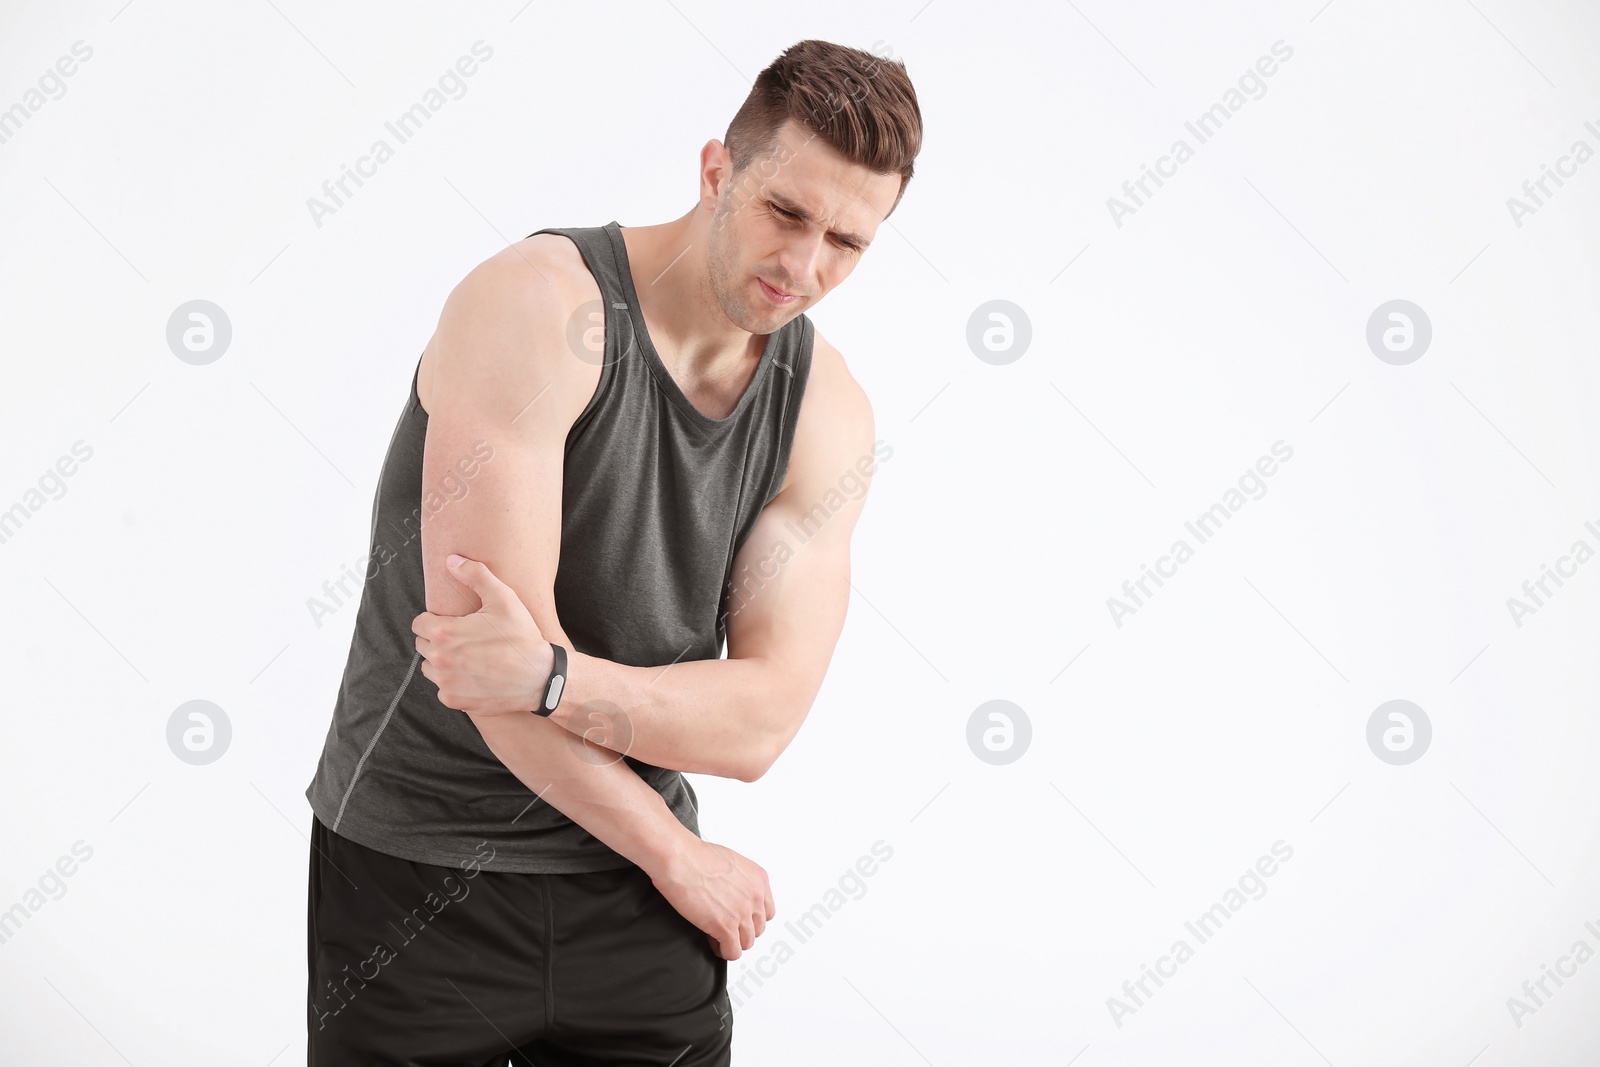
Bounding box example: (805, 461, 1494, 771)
(758, 277, 799, 304)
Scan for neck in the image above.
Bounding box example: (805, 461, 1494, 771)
(619, 210, 763, 378)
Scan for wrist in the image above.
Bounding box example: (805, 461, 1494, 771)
(638, 822, 699, 884)
(543, 648, 591, 730)
(531, 639, 561, 715)
(473, 706, 528, 748)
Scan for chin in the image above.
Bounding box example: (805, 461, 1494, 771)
(758, 299, 797, 325)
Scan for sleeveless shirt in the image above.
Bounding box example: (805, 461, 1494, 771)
(304, 221, 815, 873)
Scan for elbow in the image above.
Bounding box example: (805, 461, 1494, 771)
(736, 706, 802, 783)
(728, 674, 814, 782)
(736, 745, 774, 783)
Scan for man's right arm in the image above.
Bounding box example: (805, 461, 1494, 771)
(415, 244, 772, 958)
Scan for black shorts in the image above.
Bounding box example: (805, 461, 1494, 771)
(306, 814, 733, 1065)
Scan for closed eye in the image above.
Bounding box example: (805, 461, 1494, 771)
(768, 203, 862, 252)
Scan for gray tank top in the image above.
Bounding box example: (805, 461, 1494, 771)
(304, 221, 814, 873)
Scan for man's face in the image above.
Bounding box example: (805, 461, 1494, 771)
(704, 119, 902, 334)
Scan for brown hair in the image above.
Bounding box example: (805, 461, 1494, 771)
(723, 39, 923, 216)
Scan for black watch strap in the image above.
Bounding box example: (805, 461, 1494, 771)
(535, 642, 567, 717)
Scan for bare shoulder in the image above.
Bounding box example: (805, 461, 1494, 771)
(776, 326, 877, 502)
(417, 234, 602, 442)
(800, 327, 873, 431)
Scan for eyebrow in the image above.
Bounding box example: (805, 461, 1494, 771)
(765, 193, 871, 250)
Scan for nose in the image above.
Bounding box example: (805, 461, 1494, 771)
(776, 230, 825, 293)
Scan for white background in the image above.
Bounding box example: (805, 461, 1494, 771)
(2, 0, 1599, 1063)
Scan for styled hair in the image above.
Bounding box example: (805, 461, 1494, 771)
(723, 39, 923, 215)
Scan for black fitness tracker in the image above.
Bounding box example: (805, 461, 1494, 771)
(535, 642, 568, 716)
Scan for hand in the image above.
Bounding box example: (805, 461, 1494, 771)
(648, 837, 775, 961)
(413, 553, 553, 720)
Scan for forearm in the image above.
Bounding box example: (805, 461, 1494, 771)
(548, 650, 782, 782)
(471, 710, 695, 877)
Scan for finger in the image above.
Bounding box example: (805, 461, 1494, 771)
(411, 611, 438, 639)
(446, 554, 517, 615)
(414, 633, 434, 657)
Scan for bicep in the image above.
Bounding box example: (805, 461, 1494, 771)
(724, 374, 876, 701)
(723, 494, 854, 697)
(420, 409, 565, 626)
(418, 262, 589, 632)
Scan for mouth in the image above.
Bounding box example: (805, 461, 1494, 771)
(757, 277, 800, 306)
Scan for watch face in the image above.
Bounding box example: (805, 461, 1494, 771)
(545, 674, 565, 710)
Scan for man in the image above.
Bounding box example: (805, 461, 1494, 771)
(303, 38, 922, 1065)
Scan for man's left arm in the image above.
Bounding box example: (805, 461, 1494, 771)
(418, 338, 879, 782)
(553, 342, 877, 780)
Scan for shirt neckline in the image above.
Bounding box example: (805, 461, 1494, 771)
(603, 220, 778, 431)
